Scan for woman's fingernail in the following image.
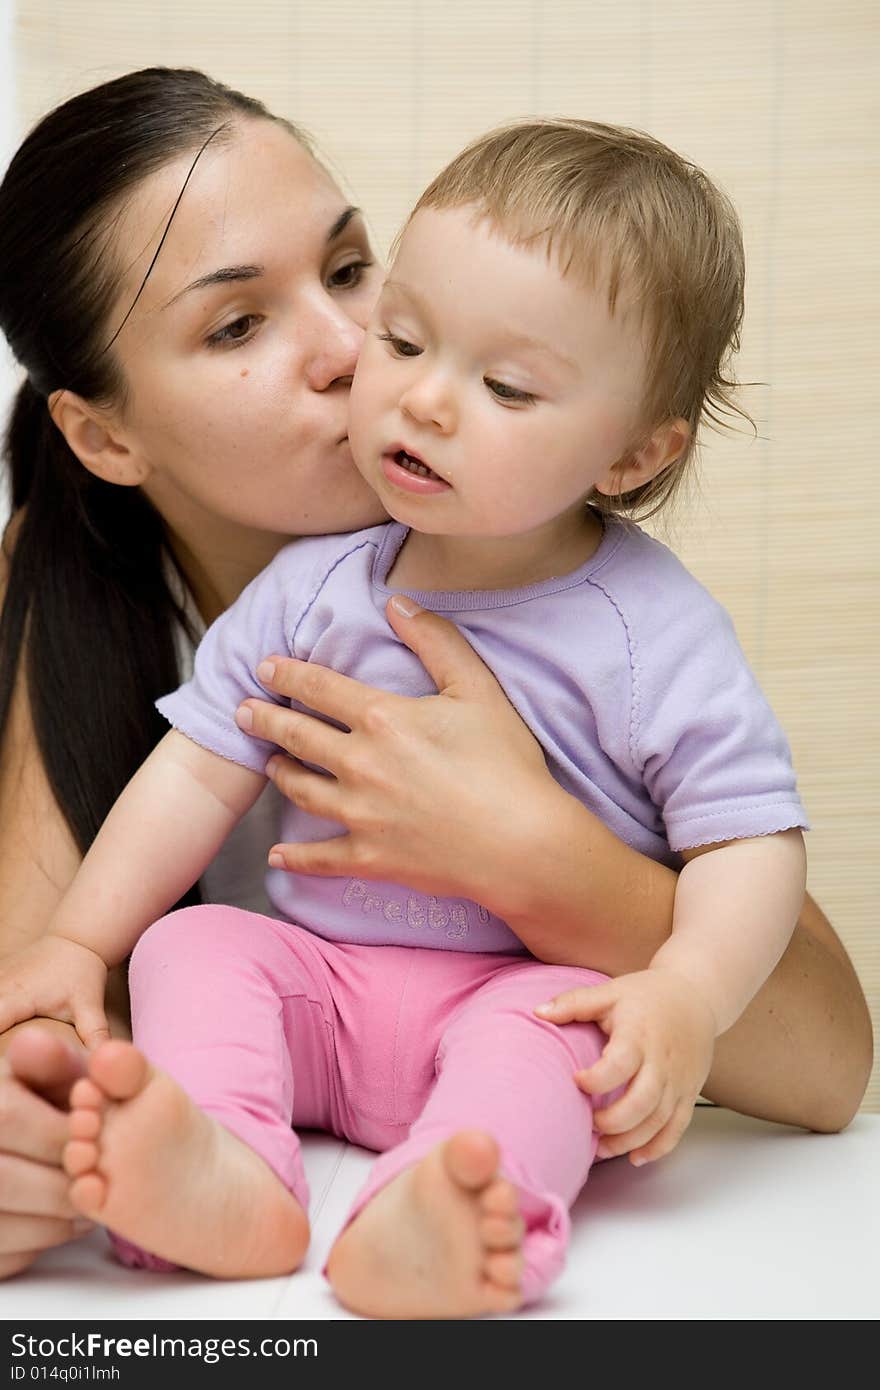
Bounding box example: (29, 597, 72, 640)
(268, 851, 284, 869)
(534, 1002, 554, 1016)
(596, 1142, 611, 1160)
(390, 595, 421, 617)
(256, 661, 276, 683)
(235, 705, 253, 731)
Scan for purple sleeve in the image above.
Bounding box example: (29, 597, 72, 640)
(634, 594, 809, 851)
(156, 550, 298, 774)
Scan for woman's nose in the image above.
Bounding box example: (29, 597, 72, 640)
(304, 299, 365, 391)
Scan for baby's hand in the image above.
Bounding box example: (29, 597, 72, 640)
(0, 936, 109, 1049)
(535, 969, 716, 1166)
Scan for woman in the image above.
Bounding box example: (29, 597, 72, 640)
(0, 68, 871, 1282)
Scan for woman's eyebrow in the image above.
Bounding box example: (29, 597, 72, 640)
(162, 265, 263, 310)
(161, 208, 362, 310)
(327, 206, 362, 242)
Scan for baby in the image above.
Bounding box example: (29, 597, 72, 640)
(0, 120, 807, 1317)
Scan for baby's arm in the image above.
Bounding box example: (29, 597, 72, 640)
(537, 828, 806, 1163)
(0, 731, 265, 1045)
(652, 828, 807, 1034)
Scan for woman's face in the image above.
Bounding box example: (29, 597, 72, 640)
(107, 119, 387, 552)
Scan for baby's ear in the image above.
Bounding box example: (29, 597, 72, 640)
(594, 417, 690, 497)
(48, 389, 152, 487)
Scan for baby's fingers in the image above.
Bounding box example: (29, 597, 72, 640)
(594, 1089, 676, 1163)
(626, 1100, 696, 1167)
(574, 1033, 643, 1098)
(0, 981, 38, 1035)
(590, 1066, 666, 1139)
(72, 1003, 111, 1052)
(534, 983, 617, 1027)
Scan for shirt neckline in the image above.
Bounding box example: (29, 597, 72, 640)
(371, 513, 627, 612)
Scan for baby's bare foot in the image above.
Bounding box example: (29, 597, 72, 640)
(63, 1041, 309, 1278)
(326, 1131, 524, 1318)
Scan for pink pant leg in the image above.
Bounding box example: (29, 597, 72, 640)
(116, 905, 339, 1271)
(342, 961, 612, 1306)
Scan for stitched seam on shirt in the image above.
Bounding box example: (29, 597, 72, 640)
(154, 710, 266, 771)
(669, 801, 806, 822)
(288, 537, 382, 651)
(584, 575, 642, 772)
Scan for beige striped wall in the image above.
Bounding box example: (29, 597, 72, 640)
(13, 1, 879, 1108)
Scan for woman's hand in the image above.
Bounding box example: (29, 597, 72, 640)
(0, 1026, 93, 1278)
(236, 597, 560, 921)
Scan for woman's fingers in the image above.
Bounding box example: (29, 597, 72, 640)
(0, 1213, 93, 1257)
(384, 597, 502, 699)
(0, 1153, 77, 1220)
(0, 1070, 71, 1165)
(267, 835, 357, 879)
(5, 1026, 87, 1109)
(251, 656, 403, 730)
(237, 699, 350, 774)
(263, 760, 342, 822)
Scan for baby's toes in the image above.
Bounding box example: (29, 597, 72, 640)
(70, 1076, 106, 1111)
(69, 1107, 101, 1141)
(484, 1248, 524, 1291)
(480, 1177, 520, 1218)
(63, 1138, 100, 1178)
(69, 1172, 109, 1217)
(480, 1212, 524, 1251)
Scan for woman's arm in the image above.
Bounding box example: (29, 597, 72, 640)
(242, 599, 872, 1132)
(0, 620, 84, 957)
(704, 893, 873, 1131)
(0, 616, 101, 1276)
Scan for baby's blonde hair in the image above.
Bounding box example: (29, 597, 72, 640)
(406, 119, 748, 520)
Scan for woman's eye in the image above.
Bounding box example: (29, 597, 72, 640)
(485, 377, 535, 404)
(328, 258, 374, 290)
(376, 331, 422, 358)
(207, 314, 262, 348)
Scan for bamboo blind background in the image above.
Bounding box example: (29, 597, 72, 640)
(10, 1, 879, 1108)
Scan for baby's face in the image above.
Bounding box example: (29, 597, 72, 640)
(348, 205, 650, 539)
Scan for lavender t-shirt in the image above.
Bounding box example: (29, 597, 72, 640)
(157, 518, 808, 954)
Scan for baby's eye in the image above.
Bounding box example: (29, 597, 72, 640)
(328, 258, 374, 290)
(207, 314, 263, 348)
(485, 377, 536, 405)
(377, 332, 422, 358)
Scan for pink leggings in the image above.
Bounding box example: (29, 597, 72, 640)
(122, 905, 612, 1304)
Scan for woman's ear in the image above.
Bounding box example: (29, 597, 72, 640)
(595, 417, 691, 498)
(47, 389, 152, 486)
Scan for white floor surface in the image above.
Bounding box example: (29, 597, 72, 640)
(3, 1107, 878, 1321)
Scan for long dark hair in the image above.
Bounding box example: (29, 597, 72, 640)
(0, 68, 289, 873)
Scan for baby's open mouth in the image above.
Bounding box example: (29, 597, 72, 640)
(394, 449, 444, 482)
